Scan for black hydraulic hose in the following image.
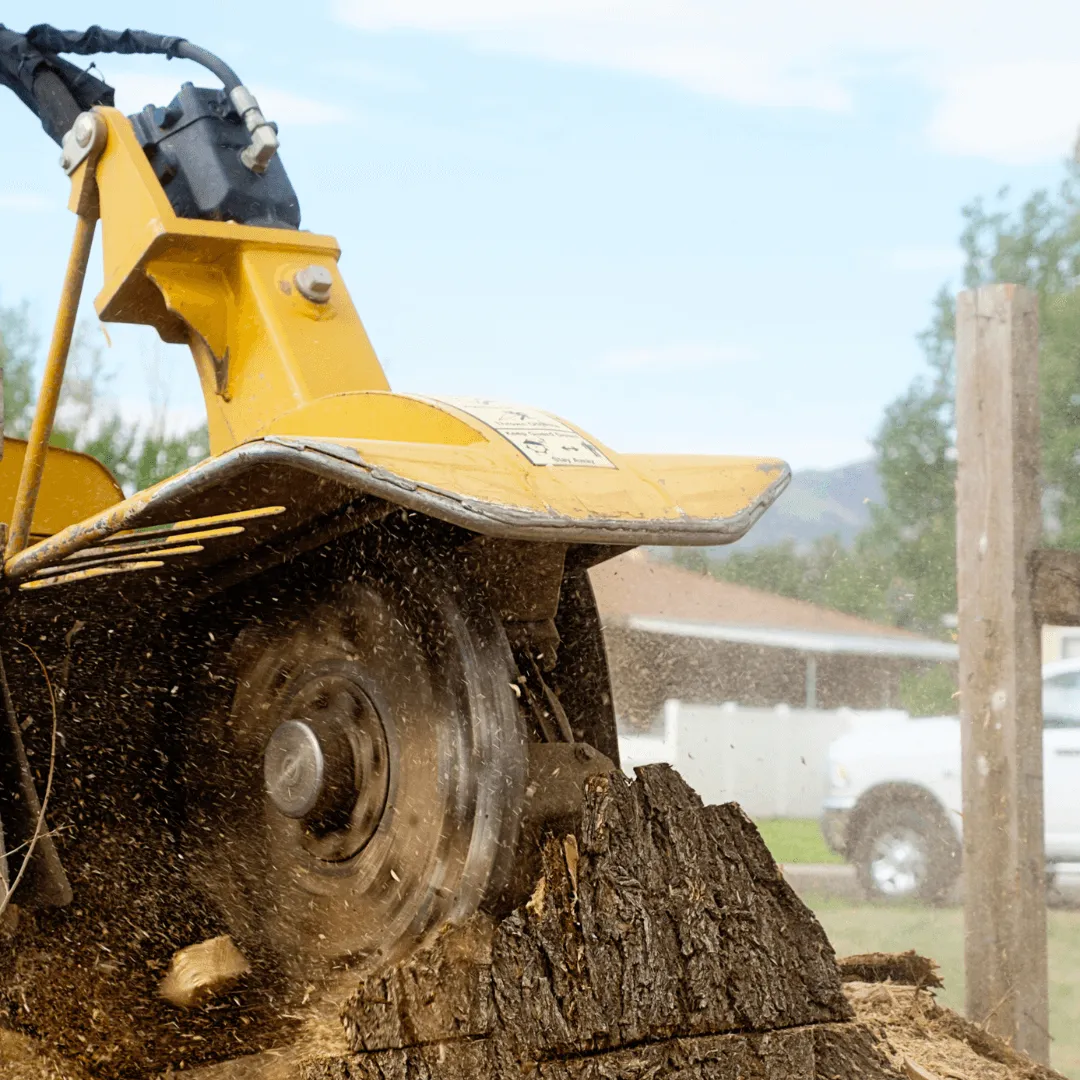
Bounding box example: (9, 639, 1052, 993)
(171, 40, 241, 92)
(0, 25, 115, 142)
(0, 24, 245, 142)
(25, 24, 183, 57)
(28, 67, 82, 140)
(25, 24, 242, 91)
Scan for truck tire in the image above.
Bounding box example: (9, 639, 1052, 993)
(852, 800, 959, 903)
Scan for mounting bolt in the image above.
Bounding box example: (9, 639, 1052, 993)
(294, 264, 333, 304)
(73, 114, 96, 148)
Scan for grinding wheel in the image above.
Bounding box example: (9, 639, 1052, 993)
(185, 550, 526, 971)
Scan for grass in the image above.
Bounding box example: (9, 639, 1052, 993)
(755, 821, 1080, 1073)
(756, 818, 843, 865)
(805, 896, 1080, 1079)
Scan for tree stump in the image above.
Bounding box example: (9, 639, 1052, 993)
(322, 766, 902, 1080)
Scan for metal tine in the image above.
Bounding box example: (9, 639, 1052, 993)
(101, 505, 286, 544)
(34, 544, 206, 579)
(61, 526, 244, 562)
(21, 560, 166, 591)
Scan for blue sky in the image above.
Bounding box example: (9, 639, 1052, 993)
(0, 1, 1073, 468)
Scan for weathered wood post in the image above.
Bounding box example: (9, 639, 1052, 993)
(955, 284, 1049, 1062)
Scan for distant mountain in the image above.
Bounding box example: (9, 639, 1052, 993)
(739, 459, 882, 551)
(651, 459, 882, 560)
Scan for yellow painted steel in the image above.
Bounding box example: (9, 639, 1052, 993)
(33, 543, 206, 577)
(6, 105, 786, 553)
(5, 213, 98, 558)
(104, 505, 286, 542)
(77, 526, 245, 558)
(260, 393, 786, 525)
(82, 108, 387, 455)
(22, 560, 165, 591)
(0, 439, 123, 538)
(63, 538, 214, 563)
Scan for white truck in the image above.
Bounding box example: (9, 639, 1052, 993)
(822, 658, 1080, 901)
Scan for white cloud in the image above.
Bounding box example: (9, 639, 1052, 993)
(599, 342, 753, 373)
(928, 61, 1080, 165)
(333, 0, 1080, 164)
(108, 74, 350, 128)
(0, 193, 53, 212)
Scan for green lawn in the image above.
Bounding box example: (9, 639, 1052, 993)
(806, 896, 1080, 1079)
(756, 818, 843, 865)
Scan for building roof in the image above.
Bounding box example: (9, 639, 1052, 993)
(589, 551, 958, 661)
(622, 617, 958, 661)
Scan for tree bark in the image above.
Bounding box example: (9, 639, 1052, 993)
(330, 766, 902, 1080)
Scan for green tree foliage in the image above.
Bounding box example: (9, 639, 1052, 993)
(851, 287, 958, 634)
(0, 300, 36, 432)
(0, 302, 209, 491)
(898, 664, 959, 718)
(680, 536, 896, 623)
(708, 166, 1080, 638)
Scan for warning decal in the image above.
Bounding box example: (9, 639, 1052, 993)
(437, 397, 615, 468)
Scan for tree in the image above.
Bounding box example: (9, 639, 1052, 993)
(711, 166, 1080, 642)
(850, 287, 958, 634)
(0, 300, 36, 435)
(0, 302, 209, 490)
(863, 166, 1080, 629)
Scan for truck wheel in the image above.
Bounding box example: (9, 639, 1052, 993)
(184, 548, 527, 973)
(852, 801, 959, 903)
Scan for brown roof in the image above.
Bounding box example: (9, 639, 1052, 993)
(589, 550, 921, 640)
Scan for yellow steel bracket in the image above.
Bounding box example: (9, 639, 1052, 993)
(79, 108, 389, 456)
(5, 112, 109, 561)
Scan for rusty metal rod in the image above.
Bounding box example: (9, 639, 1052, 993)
(5, 212, 97, 560)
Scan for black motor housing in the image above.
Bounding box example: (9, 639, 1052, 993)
(129, 82, 301, 230)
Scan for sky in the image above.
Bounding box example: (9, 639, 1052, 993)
(0, 1, 1074, 469)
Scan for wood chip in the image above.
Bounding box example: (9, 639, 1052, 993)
(904, 1056, 946, 1080)
(525, 875, 546, 917)
(563, 833, 579, 894)
(158, 934, 251, 1009)
(838, 951, 944, 989)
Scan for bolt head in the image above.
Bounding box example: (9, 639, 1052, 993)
(295, 264, 333, 303)
(264, 720, 326, 818)
(73, 113, 95, 148)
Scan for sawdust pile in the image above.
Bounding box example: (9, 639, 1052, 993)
(0, 763, 1068, 1080)
(845, 977, 1065, 1080)
(1, 978, 1069, 1080)
(0, 1029, 89, 1080)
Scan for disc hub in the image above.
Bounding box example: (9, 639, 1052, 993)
(264, 719, 326, 818)
(262, 672, 391, 861)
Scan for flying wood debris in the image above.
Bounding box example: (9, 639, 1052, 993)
(158, 935, 252, 1009)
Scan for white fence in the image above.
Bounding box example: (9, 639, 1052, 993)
(617, 700, 902, 819)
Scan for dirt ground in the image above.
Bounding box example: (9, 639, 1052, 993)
(0, 1029, 89, 1080)
(2, 975, 1065, 1080)
(0, 768, 1064, 1080)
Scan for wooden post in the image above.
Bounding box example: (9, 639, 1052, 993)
(955, 284, 1049, 1062)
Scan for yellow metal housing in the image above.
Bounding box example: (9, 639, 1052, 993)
(3, 105, 789, 582)
(0, 439, 122, 540)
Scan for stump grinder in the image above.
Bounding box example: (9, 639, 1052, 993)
(0, 26, 789, 976)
